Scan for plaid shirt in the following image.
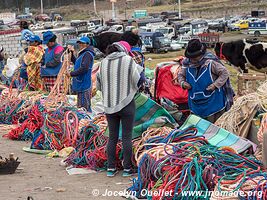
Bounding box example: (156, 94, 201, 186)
(24, 46, 44, 90)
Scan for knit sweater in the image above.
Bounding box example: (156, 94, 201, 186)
(96, 52, 143, 114)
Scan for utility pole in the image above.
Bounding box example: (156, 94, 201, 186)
(40, 0, 43, 14)
(125, 0, 127, 20)
(178, 0, 181, 19)
(93, 0, 97, 15)
(111, 0, 116, 20)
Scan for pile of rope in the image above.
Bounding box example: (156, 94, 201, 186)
(216, 81, 267, 135)
(3, 104, 44, 140)
(128, 126, 266, 200)
(0, 90, 46, 124)
(64, 121, 115, 171)
(31, 107, 90, 150)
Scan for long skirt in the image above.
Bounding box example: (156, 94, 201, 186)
(77, 89, 91, 112)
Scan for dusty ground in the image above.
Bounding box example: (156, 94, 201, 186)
(0, 130, 133, 200)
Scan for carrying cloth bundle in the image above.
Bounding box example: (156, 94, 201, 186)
(24, 46, 44, 90)
(180, 114, 256, 153)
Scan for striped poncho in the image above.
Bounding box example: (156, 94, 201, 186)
(97, 52, 143, 114)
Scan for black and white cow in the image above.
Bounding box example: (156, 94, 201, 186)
(214, 39, 267, 73)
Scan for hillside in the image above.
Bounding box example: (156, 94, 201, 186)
(0, 0, 266, 20)
(48, 0, 267, 20)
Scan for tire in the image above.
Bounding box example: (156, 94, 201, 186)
(254, 31, 260, 37)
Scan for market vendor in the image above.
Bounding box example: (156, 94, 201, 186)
(20, 21, 34, 50)
(41, 31, 64, 92)
(178, 39, 234, 123)
(23, 35, 44, 90)
(67, 37, 95, 112)
(96, 41, 144, 177)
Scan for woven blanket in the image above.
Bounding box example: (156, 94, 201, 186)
(180, 114, 256, 153)
(105, 93, 177, 139)
(24, 46, 44, 90)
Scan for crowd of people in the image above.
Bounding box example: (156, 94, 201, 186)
(0, 24, 235, 177)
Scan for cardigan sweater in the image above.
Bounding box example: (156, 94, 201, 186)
(96, 52, 143, 114)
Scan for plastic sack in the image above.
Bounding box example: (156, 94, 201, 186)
(4, 58, 20, 78)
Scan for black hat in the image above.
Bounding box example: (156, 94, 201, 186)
(185, 39, 206, 58)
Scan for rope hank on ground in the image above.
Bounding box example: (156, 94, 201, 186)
(128, 126, 265, 200)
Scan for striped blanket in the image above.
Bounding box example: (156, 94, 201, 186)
(133, 93, 177, 138)
(180, 114, 256, 153)
(104, 93, 177, 139)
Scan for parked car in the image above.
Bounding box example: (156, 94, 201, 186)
(44, 22, 53, 29)
(140, 32, 171, 53)
(170, 40, 183, 51)
(50, 13, 63, 21)
(233, 20, 249, 29)
(178, 26, 190, 35)
(208, 19, 226, 32)
(176, 35, 199, 48)
(35, 14, 51, 22)
(87, 22, 96, 32)
(16, 14, 33, 21)
(228, 23, 240, 31)
(78, 32, 95, 38)
(0, 24, 11, 31)
(92, 25, 109, 35)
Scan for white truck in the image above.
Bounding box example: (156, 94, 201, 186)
(155, 27, 176, 40)
(108, 25, 124, 33)
(248, 20, 267, 37)
(139, 23, 166, 33)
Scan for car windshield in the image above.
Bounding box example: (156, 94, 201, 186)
(156, 28, 168, 34)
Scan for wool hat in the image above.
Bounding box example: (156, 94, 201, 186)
(113, 41, 131, 54)
(43, 31, 55, 44)
(77, 36, 91, 44)
(29, 35, 42, 43)
(185, 39, 206, 59)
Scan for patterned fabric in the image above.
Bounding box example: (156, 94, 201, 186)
(77, 89, 92, 112)
(104, 93, 178, 139)
(43, 76, 63, 93)
(24, 46, 44, 90)
(180, 114, 256, 153)
(131, 51, 144, 68)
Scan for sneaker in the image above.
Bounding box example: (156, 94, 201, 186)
(106, 168, 118, 177)
(122, 169, 136, 177)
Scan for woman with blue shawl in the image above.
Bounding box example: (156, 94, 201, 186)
(178, 39, 234, 123)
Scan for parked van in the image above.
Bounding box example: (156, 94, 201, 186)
(248, 20, 267, 37)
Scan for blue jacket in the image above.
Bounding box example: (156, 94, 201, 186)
(41, 44, 62, 77)
(71, 47, 95, 92)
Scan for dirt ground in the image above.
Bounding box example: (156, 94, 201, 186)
(0, 130, 133, 200)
